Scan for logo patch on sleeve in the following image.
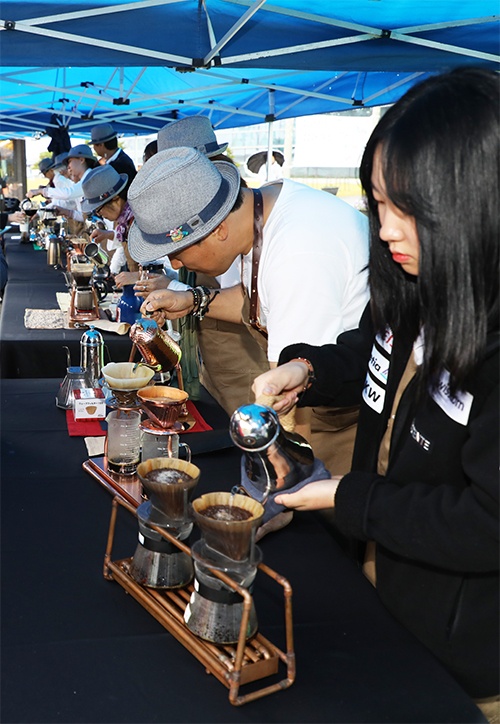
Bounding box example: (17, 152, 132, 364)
(362, 374, 385, 414)
(432, 370, 473, 425)
(368, 346, 390, 385)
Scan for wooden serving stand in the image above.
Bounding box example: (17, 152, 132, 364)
(83, 457, 296, 706)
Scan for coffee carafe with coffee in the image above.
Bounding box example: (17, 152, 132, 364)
(130, 458, 200, 589)
(184, 491, 264, 644)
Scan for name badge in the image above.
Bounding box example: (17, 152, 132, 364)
(432, 370, 473, 425)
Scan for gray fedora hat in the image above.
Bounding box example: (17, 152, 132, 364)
(39, 157, 55, 173)
(53, 152, 68, 169)
(65, 144, 98, 165)
(91, 123, 117, 144)
(81, 165, 128, 214)
(128, 146, 240, 264)
(157, 116, 228, 158)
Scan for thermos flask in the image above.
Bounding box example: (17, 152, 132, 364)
(80, 325, 104, 387)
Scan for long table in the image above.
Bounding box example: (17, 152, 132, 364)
(0, 378, 485, 723)
(0, 235, 132, 378)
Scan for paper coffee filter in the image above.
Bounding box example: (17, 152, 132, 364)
(102, 362, 155, 390)
(137, 385, 188, 402)
(137, 457, 200, 519)
(192, 492, 264, 521)
(192, 492, 264, 561)
(137, 456, 200, 483)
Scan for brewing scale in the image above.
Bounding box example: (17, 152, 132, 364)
(83, 405, 296, 705)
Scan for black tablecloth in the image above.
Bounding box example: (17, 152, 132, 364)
(0, 379, 484, 723)
(3, 234, 67, 283)
(0, 237, 132, 378)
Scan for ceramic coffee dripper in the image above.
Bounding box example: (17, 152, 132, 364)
(101, 361, 155, 408)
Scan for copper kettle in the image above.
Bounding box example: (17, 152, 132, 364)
(129, 318, 182, 373)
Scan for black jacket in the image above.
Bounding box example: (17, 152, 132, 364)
(108, 150, 137, 191)
(281, 305, 499, 697)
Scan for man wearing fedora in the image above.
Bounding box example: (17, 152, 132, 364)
(28, 145, 98, 223)
(128, 146, 370, 477)
(91, 123, 137, 188)
(28, 152, 81, 232)
(147, 116, 270, 413)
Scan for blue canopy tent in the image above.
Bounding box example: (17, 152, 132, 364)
(0, 66, 434, 137)
(0, 0, 498, 138)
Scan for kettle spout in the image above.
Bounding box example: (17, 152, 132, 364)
(133, 361, 162, 373)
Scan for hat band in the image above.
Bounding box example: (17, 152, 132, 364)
(86, 178, 124, 206)
(93, 134, 116, 143)
(165, 177, 229, 243)
(197, 140, 222, 154)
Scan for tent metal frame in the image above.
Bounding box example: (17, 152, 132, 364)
(0, 1, 498, 137)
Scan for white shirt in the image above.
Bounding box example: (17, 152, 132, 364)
(43, 168, 93, 221)
(44, 171, 77, 213)
(240, 179, 369, 362)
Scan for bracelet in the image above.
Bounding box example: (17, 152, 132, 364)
(289, 357, 315, 391)
(189, 286, 220, 320)
(188, 286, 202, 315)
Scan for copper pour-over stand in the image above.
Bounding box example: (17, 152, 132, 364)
(68, 287, 100, 328)
(83, 459, 295, 706)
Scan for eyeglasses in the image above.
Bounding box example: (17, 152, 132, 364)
(94, 200, 110, 217)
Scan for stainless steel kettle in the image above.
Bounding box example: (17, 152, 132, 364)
(56, 346, 90, 409)
(229, 403, 316, 503)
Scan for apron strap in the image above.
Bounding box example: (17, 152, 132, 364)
(248, 188, 267, 338)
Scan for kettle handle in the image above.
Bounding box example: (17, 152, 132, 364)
(62, 345, 72, 368)
(255, 393, 296, 432)
(93, 280, 108, 302)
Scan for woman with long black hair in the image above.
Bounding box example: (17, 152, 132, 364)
(252, 67, 499, 718)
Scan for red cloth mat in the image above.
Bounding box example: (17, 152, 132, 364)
(182, 400, 213, 433)
(66, 400, 212, 437)
(66, 410, 106, 437)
